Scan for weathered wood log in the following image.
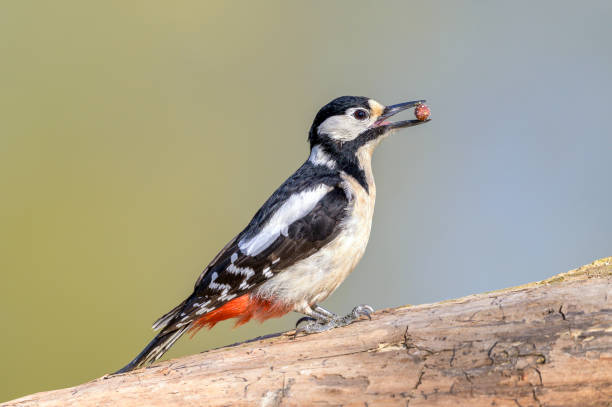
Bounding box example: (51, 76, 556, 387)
(4, 258, 612, 406)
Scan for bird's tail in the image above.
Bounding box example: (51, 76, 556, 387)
(113, 325, 190, 374)
(151, 300, 186, 331)
(114, 300, 189, 374)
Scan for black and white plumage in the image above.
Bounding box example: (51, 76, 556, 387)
(115, 96, 429, 373)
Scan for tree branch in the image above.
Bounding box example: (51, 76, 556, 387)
(4, 258, 612, 406)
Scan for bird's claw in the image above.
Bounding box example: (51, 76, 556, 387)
(350, 304, 374, 321)
(295, 316, 317, 329)
(293, 304, 374, 337)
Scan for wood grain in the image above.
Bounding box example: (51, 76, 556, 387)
(4, 258, 611, 407)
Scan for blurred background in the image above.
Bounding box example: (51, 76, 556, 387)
(1, 0, 611, 401)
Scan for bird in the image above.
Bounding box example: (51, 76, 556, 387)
(114, 96, 430, 374)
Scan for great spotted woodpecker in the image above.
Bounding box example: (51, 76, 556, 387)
(115, 96, 430, 373)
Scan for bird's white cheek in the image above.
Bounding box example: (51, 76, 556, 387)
(317, 116, 370, 142)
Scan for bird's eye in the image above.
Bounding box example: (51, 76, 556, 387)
(353, 109, 369, 120)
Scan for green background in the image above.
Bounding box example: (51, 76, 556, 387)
(2, 1, 612, 401)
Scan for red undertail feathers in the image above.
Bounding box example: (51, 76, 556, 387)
(189, 294, 291, 336)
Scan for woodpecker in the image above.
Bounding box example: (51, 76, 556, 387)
(115, 96, 430, 373)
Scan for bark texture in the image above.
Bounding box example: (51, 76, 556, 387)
(4, 258, 612, 407)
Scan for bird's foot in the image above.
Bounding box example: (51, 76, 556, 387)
(294, 304, 374, 336)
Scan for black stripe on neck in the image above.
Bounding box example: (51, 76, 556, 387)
(311, 127, 386, 193)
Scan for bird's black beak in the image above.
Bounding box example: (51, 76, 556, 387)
(374, 100, 430, 129)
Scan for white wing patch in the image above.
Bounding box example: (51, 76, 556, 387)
(238, 184, 333, 256)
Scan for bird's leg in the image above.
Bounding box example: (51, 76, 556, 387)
(295, 304, 374, 335)
(313, 305, 338, 320)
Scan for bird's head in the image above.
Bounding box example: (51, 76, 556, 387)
(308, 96, 429, 152)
